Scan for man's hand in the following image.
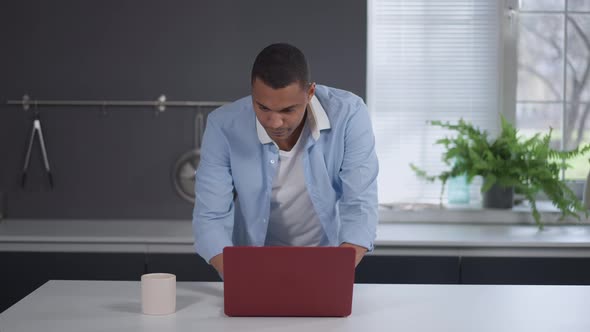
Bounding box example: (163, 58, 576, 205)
(340, 242, 367, 267)
(210, 253, 224, 278)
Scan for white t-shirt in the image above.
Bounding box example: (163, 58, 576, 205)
(264, 121, 325, 246)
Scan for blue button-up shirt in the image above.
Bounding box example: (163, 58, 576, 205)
(192, 84, 379, 263)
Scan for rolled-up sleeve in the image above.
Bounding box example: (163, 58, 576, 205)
(337, 100, 379, 251)
(192, 114, 235, 263)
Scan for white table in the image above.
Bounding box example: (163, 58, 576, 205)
(1, 280, 589, 332)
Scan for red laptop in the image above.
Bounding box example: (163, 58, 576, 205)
(223, 246, 356, 317)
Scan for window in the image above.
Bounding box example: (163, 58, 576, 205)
(367, 0, 504, 205)
(516, 0, 590, 180)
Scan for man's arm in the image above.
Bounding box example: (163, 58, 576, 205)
(337, 99, 379, 266)
(192, 114, 235, 273)
(340, 242, 367, 267)
(210, 253, 224, 277)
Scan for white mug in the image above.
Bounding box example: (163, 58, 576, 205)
(141, 273, 176, 315)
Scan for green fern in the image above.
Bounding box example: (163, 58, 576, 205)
(411, 115, 590, 228)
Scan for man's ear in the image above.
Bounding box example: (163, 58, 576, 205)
(307, 82, 316, 101)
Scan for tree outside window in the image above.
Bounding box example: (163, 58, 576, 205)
(517, 0, 590, 179)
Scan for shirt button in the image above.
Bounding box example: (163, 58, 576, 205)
(270, 160, 275, 164)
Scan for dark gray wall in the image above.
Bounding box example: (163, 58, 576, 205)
(0, 0, 367, 219)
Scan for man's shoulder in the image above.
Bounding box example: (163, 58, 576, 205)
(315, 85, 367, 121)
(315, 85, 364, 106)
(207, 95, 252, 125)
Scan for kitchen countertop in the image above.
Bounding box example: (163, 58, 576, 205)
(1, 218, 590, 257)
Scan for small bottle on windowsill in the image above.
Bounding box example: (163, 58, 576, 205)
(447, 174, 470, 207)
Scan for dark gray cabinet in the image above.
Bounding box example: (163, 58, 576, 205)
(144, 254, 462, 284)
(146, 254, 221, 282)
(355, 256, 460, 284)
(0, 252, 145, 313)
(461, 257, 590, 285)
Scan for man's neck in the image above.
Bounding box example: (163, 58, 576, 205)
(276, 111, 307, 151)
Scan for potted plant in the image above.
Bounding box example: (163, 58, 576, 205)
(410, 116, 590, 229)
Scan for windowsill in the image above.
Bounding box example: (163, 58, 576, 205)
(379, 200, 590, 225)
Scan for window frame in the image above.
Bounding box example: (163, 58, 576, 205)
(507, 0, 590, 180)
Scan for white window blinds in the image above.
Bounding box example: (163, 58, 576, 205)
(367, 0, 502, 204)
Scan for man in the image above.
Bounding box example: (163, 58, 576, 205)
(193, 43, 378, 277)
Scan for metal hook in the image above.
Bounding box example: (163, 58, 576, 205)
(33, 100, 39, 118)
(22, 94, 31, 111)
(99, 101, 108, 118)
(195, 106, 204, 148)
(155, 94, 166, 116)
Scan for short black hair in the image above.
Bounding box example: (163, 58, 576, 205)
(251, 43, 310, 89)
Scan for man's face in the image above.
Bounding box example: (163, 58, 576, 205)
(252, 78, 315, 145)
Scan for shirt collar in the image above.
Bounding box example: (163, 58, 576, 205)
(256, 95, 331, 144)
